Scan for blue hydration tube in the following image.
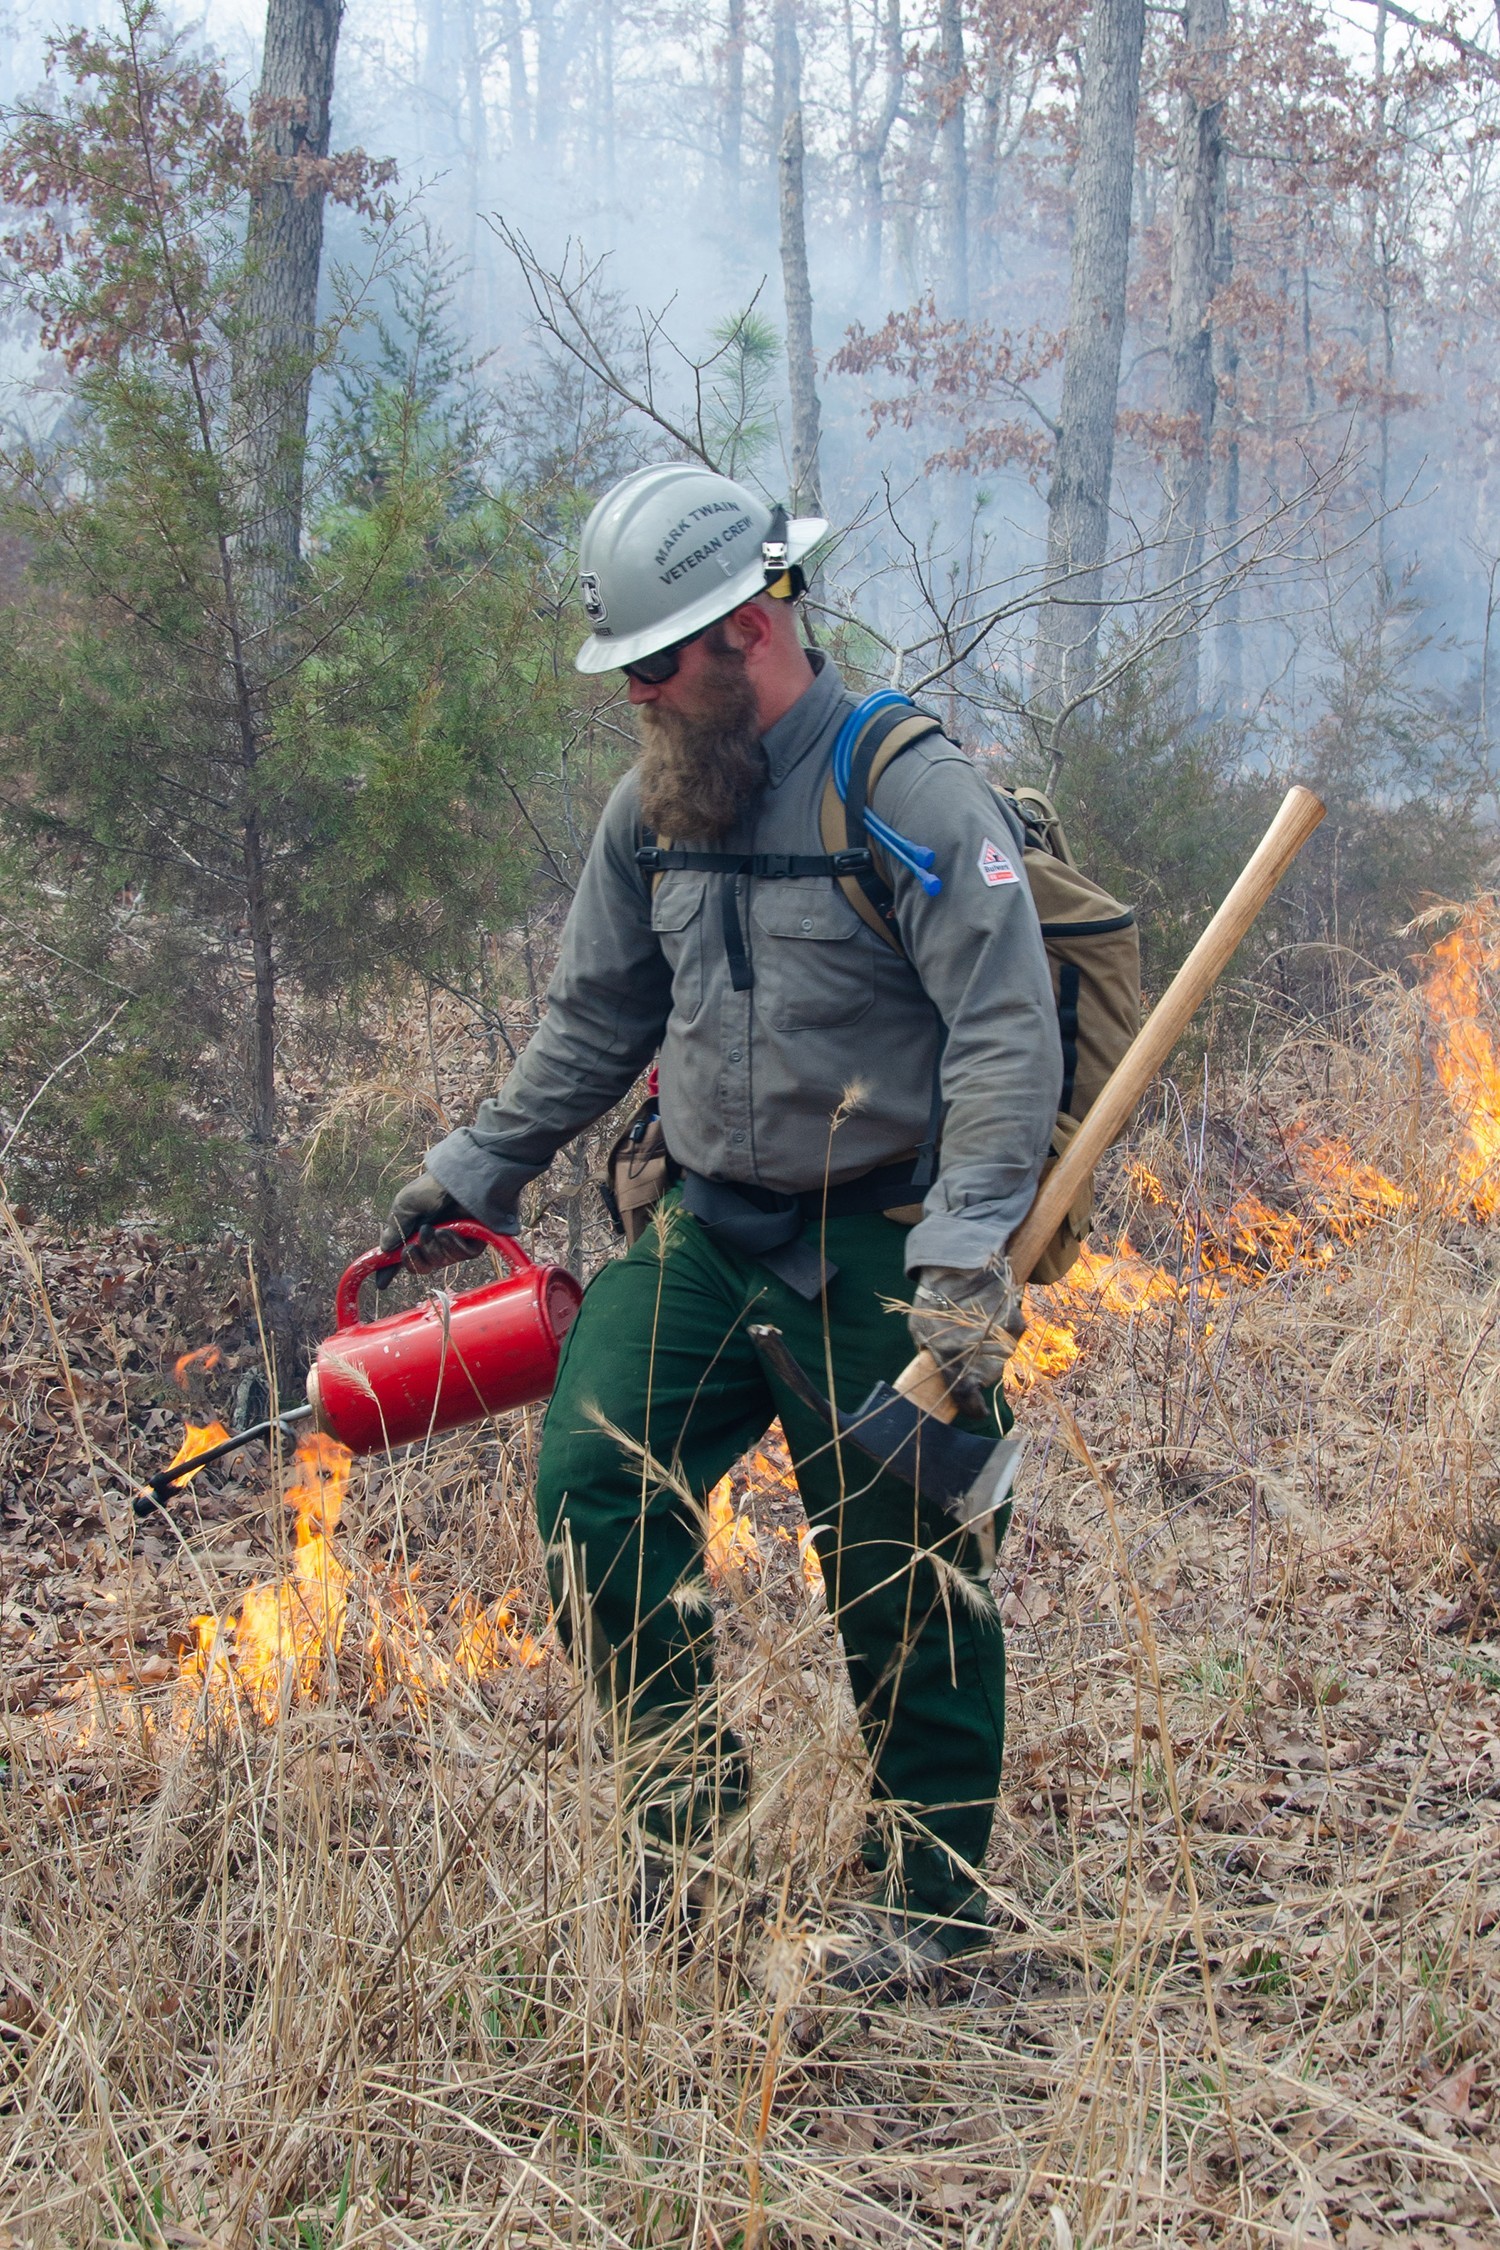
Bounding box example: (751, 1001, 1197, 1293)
(831, 692, 943, 897)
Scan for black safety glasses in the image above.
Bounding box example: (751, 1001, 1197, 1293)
(621, 624, 711, 685)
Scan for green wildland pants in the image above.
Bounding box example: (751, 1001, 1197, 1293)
(535, 1188, 1011, 1943)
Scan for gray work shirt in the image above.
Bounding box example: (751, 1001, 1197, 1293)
(426, 653, 1063, 1273)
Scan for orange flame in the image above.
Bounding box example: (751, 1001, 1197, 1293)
(176, 1431, 548, 1721)
(704, 1427, 824, 1594)
(706, 1476, 762, 1579)
(173, 1343, 223, 1389)
(179, 1433, 353, 1722)
(157, 1419, 232, 1486)
(1007, 906, 1500, 1391)
(1006, 1238, 1188, 1392)
(1425, 914, 1500, 1217)
(452, 1591, 548, 1674)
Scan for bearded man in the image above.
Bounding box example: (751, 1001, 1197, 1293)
(380, 463, 1062, 1999)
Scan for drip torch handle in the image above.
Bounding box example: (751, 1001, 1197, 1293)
(334, 1224, 536, 1329)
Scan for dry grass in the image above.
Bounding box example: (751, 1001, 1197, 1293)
(4, 951, 1500, 2245)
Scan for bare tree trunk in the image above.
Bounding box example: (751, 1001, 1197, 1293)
(242, 808, 278, 1154)
(459, 0, 491, 329)
(1156, 0, 1227, 712)
(855, 0, 904, 293)
(1356, 0, 1394, 574)
(533, 0, 560, 153)
(779, 104, 823, 513)
(894, 105, 937, 302)
(422, 0, 448, 114)
(605, 0, 617, 198)
(770, 0, 799, 161)
(937, 0, 968, 316)
(500, 0, 530, 150)
(723, 0, 745, 211)
(972, 56, 1002, 301)
(1032, 0, 1145, 726)
(228, 0, 344, 1274)
(232, 0, 343, 635)
(1212, 173, 1241, 712)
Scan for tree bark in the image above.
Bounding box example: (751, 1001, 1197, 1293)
(722, 0, 744, 211)
(232, 0, 343, 636)
(459, 0, 492, 324)
(1211, 163, 1240, 711)
(599, 0, 616, 200)
(855, 0, 904, 292)
(937, 0, 968, 316)
(1032, 0, 1145, 724)
(227, 0, 344, 1266)
(779, 105, 823, 513)
(500, 0, 531, 150)
(770, 0, 800, 161)
(1156, 0, 1228, 712)
(533, 0, 561, 154)
(422, 0, 448, 116)
(972, 57, 1001, 301)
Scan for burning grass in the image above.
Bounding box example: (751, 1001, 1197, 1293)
(4, 906, 1500, 2242)
(176, 1430, 551, 1725)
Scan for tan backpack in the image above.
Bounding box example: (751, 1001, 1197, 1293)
(817, 703, 1141, 1283)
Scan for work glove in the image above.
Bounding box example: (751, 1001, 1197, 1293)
(376, 1170, 486, 1291)
(908, 1254, 1025, 1418)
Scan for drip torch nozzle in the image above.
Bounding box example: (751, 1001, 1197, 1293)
(136, 1404, 315, 1517)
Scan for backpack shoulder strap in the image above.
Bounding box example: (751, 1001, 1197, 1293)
(819, 705, 943, 952)
(1004, 783, 1079, 870)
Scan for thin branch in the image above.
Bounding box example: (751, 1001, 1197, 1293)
(2, 1000, 130, 1161)
(495, 758, 577, 894)
(1344, 0, 1500, 79)
(490, 221, 716, 467)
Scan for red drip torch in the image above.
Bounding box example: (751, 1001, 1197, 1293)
(139, 1226, 582, 1513)
(305, 1225, 582, 1453)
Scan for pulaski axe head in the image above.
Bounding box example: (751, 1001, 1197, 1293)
(746, 1325, 1023, 1544)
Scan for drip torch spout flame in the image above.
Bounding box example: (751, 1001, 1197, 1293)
(137, 1404, 315, 1515)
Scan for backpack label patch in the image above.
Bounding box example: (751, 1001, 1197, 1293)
(978, 838, 1019, 887)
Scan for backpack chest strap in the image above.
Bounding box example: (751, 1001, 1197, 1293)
(636, 835, 879, 994)
(635, 844, 874, 880)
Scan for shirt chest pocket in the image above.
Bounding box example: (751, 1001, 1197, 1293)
(650, 872, 708, 1023)
(749, 883, 878, 1031)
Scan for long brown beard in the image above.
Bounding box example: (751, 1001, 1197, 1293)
(635, 633, 768, 842)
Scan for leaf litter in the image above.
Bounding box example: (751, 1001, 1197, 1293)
(3, 922, 1500, 2241)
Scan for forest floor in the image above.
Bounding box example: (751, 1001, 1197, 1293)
(4, 920, 1500, 2246)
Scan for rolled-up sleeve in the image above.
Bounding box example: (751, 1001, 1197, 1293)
(424, 774, 671, 1229)
(872, 750, 1062, 1274)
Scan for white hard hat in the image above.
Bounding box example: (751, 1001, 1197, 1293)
(574, 461, 827, 674)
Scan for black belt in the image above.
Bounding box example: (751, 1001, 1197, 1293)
(680, 1160, 925, 1300)
(803, 1158, 928, 1220)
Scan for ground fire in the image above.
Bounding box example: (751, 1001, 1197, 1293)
(1007, 899, 1499, 1389)
(168, 900, 1500, 1721)
(705, 1436, 827, 1595)
(176, 1430, 546, 1723)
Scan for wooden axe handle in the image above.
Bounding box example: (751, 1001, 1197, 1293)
(894, 783, 1327, 1423)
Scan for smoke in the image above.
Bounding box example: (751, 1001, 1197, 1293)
(5, 0, 1499, 772)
